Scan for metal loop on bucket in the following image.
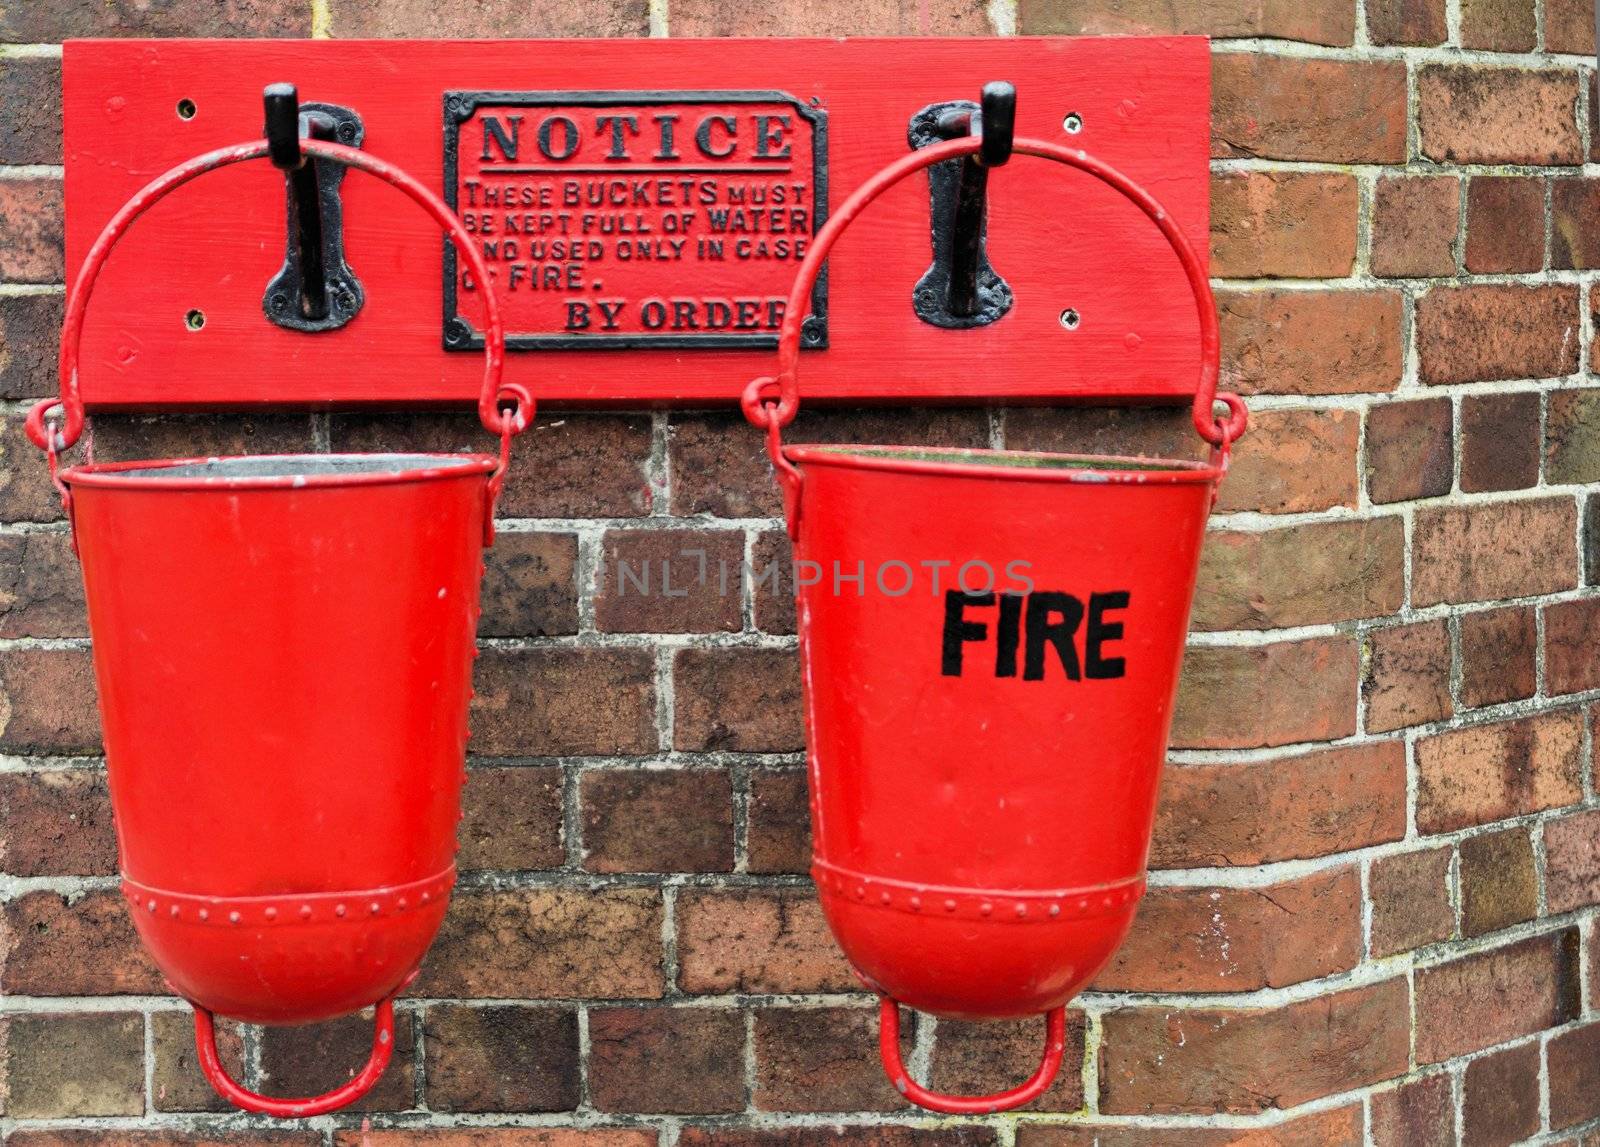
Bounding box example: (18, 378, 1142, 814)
(193, 994, 397, 1118)
(878, 996, 1068, 1115)
(35, 137, 523, 456)
(741, 134, 1247, 467)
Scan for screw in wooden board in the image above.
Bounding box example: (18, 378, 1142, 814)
(177, 98, 197, 120)
(184, 309, 206, 331)
(1062, 113, 1083, 135)
(1058, 308, 1080, 330)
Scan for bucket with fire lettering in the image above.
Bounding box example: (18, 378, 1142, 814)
(740, 137, 1247, 1115)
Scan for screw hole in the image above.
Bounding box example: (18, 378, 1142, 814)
(184, 309, 206, 332)
(176, 98, 197, 121)
(1059, 308, 1081, 330)
(1063, 112, 1083, 135)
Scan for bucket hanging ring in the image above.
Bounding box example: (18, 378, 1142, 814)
(878, 996, 1068, 1115)
(29, 137, 527, 463)
(193, 992, 398, 1118)
(740, 133, 1245, 454)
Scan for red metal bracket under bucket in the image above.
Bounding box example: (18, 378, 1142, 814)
(880, 998, 1069, 1114)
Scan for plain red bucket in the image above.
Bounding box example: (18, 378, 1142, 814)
(28, 137, 530, 1117)
(741, 136, 1247, 1115)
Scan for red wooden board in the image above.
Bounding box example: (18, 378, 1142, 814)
(63, 37, 1209, 410)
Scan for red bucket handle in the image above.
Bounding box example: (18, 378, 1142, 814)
(741, 135, 1247, 530)
(193, 994, 396, 1118)
(27, 138, 530, 473)
(879, 996, 1068, 1115)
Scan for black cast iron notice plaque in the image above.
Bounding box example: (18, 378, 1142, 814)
(443, 91, 829, 351)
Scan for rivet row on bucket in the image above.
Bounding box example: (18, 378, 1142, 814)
(740, 134, 1249, 1115)
(27, 131, 531, 1118)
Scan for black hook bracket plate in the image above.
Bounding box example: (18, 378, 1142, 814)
(262, 100, 366, 333)
(908, 97, 1015, 330)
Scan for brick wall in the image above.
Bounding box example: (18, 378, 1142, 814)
(2, 1, 1600, 1144)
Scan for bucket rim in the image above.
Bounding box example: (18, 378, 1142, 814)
(782, 443, 1223, 484)
(58, 452, 500, 491)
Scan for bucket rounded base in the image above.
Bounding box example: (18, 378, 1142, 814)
(124, 869, 453, 1025)
(816, 869, 1143, 1021)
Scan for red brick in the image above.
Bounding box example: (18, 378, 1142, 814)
(1214, 408, 1359, 514)
(1017, 0, 1355, 43)
(1547, 598, 1600, 695)
(1366, 0, 1447, 44)
(1462, 1039, 1540, 1146)
(1004, 406, 1201, 461)
(1370, 846, 1455, 958)
(931, 1011, 1087, 1112)
(1417, 709, 1584, 833)
(1372, 176, 1460, 278)
(413, 888, 663, 999)
(334, 1134, 653, 1147)
(0, 58, 61, 165)
(1547, 0, 1598, 52)
(588, 1006, 745, 1114)
(0, 180, 62, 282)
(1549, 1020, 1600, 1130)
(581, 768, 733, 873)
(258, 1010, 416, 1113)
(754, 1006, 908, 1112)
(685, 1132, 992, 1147)
(329, 0, 646, 34)
(1412, 497, 1578, 606)
(421, 1004, 579, 1113)
(1093, 869, 1361, 992)
(472, 648, 656, 757)
(1459, 605, 1537, 709)
(1418, 285, 1579, 385)
(1, 1012, 144, 1117)
(151, 1009, 244, 1113)
(1460, 0, 1536, 50)
(1416, 928, 1580, 1062)
(330, 411, 653, 519)
(459, 765, 563, 873)
(0, 531, 87, 638)
(673, 0, 990, 34)
(1547, 388, 1600, 485)
(1219, 289, 1403, 396)
(0, 292, 62, 400)
(1151, 741, 1406, 867)
(1465, 176, 1545, 274)
(1544, 807, 1600, 914)
(1098, 978, 1409, 1114)
(1459, 826, 1538, 936)
(595, 529, 744, 634)
(0, 769, 116, 877)
(1194, 518, 1402, 631)
(480, 531, 578, 638)
(1212, 54, 1406, 163)
(1211, 172, 1358, 279)
(91, 413, 311, 467)
(1551, 178, 1600, 270)
(0, 2, 308, 36)
(1420, 65, 1583, 165)
(1371, 1073, 1455, 1147)
(1460, 391, 1540, 493)
(1171, 637, 1359, 749)
(674, 647, 804, 752)
(670, 409, 988, 518)
(1, 889, 162, 996)
(1017, 1107, 1361, 1146)
(751, 531, 797, 636)
(677, 887, 853, 994)
(0, 646, 99, 754)
(0, 414, 68, 523)
(1367, 398, 1453, 504)
(747, 768, 811, 873)
(13, 1137, 320, 1147)
(1365, 619, 1452, 734)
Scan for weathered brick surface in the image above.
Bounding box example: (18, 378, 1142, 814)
(1151, 742, 1406, 867)
(1370, 846, 1455, 957)
(595, 529, 745, 634)
(1458, 826, 1538, 936)
(1367, 398, 1453, 504)
(328, 0, 648, 36)
(1549, 1021, 1600, 1130)
(1411, 497, 1578, 606)
(676, 887, 854, 994)
(1544, 808, 1600, 914)
(1219, 288, 1403, 396)
(1211, 54, 1406, 163)
(1213, 408, 1359, 514)
(259, 1010, 417, 1113)
(472, 648, 656, 756)
(1366, 0, 1447, 44)
(0, 179, 63, 282)
(0, 768, 115, 877)
(1461, 1040, 1541, 1146)
(1459, 391, 1540, 493)
(480, 532, 579, 638)
(1547, 0, 1599, 52)
(1171, 637, 1359, 749)
(1415, 928, 1581, 1062)
(1018, 0, 1356, 43)
(423, 1004, 580, 1113)
(674, 647, 805, 752)
(754, 1006, 909, 1112)
(0, 58, 61, 165)
(1553, 178, 1600, 270)
(747, 768, 812, 873)
(1418, 66, 1583, 165)
(1372, 176, 1459, 278)
(0, 530, 87, 637)
(1370, 1073, 1454, 1147)
(1, 889, 162, 996)
(1466, 176, 1545, 274)
(1460, 0, 1536, 50)
(1211, 172, 1358, 279)
(459, 765, 564, 873)
(1546, 597, 1600, 695)
(1416, 285, 1580, 385)
(581, 768, 734, 873)
(1364, 619, 1452, 734)
(0, 292, 62, 400)
(1194, 518, 1402, 630)
(2, 1012, 144, 1117)
(151, 1010, 243, 1113)
(1459, 605, 1537, 709)
(1417, 709, 1584, 833)
(930, 1012, 1087, 1112)
(589, 1006, 746, 1114)
(1099, 978, 1410, 1114)
(1547, 388, 1600, 485)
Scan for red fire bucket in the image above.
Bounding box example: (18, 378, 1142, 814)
(740, 137, 1248, 1114)
(27, 139, 531, 1117)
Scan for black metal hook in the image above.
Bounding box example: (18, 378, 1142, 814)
(261, 83, 365, 333)
(909, 81, 1017, 328)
